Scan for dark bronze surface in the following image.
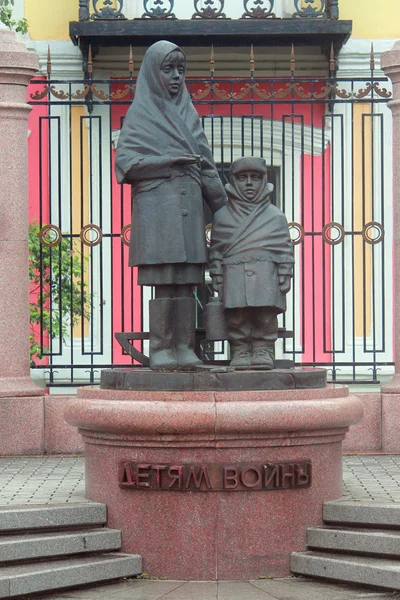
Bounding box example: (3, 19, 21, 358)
(119, 460, 312, 491)
(101, 367, 327, 391)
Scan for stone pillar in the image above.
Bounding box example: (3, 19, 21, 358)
(380, 42, 400, 450)
(0, 30, 44, 454)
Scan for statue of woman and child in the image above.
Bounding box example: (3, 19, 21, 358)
(116, 40, 294, 372)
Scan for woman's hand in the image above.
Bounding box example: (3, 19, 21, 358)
(279, 275, 292, 294)
(172, 154, 201, 165)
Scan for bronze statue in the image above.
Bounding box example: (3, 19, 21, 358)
(115, 41, 227, 370)
(209, 157, 294, 370)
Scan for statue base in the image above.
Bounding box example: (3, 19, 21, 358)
(101, 367, 327, 392)
(65, 381, 363, 580)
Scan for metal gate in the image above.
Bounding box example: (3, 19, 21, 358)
(28, 48, 393, 386)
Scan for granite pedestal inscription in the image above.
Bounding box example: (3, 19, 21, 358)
(119, 460, 312, 491)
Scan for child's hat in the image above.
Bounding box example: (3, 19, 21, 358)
(230, 157, 268, 177)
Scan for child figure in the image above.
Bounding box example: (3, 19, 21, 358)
(209, 157, 294, 369)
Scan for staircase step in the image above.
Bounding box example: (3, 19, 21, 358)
(291, 551, 400, 591)
(0, 553, 141, 598)
(0, 528, 121, 563)
(307, 526, 400, 556)
(323, 501, 400, 528)
(0, 503, 106, 532)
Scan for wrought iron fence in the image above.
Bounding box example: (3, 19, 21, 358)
(28, 47, 393, 386)
(78, 0, 339, 22)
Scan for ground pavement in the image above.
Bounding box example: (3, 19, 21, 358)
(1, 454, 400, 600)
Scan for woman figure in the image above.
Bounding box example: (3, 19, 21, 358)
(116, 40, 227, 370)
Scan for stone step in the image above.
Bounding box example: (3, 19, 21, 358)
(0, 528, 121, 563)
(0, 553, 142, 598)
(291, 551, 400, 591)
(0, 503, 106, 532)
(323, 501, 400, 528)
(307, 526, 400, 556)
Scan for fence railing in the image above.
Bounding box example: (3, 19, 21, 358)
(78, 0, 339, 22)
(28, 46, 393, 387)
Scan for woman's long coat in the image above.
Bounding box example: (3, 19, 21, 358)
(115, 41, 226, 268)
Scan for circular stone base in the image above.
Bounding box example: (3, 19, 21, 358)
(101, 367, 327, 392)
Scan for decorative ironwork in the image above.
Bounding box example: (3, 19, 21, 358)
(242, 0, 275, 19)
(39, 225, 62, 248)
(322, 222, 345, 245)
(192, 84, 212, 100)
(288, 223, 305, 245)
(329, 43, 335, 73)
(129, 45, 134, 75)
(79, 0, 90, 21)
(363, 222, 385, 245)
(370, 43, 375, 72)
(192, 0, 226, 19)
(142, 0, 176, 19)
(80, 225, 103, 247)
(91, 0, 125, 19)
(28, 67, 393, 387)
(333, 84, 352, 99)
(50, 86, 70, 100)
(250, 45, 255, 74)
(293, 84, 312, 99)
(205, 224, 212, 248)
(121, 225, 131, 247)
(293, 0, 326, 18)
(210, 45, 215, 74)
(253, 83, 271, 100)
(328, 0, 339, 19)
(290, 45, 295, 73)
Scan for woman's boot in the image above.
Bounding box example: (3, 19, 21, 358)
(174, 297, 203, 369)
(149, 298, 179, 370)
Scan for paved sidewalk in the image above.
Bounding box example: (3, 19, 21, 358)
(2, 455, 400, 599)
(27, 577, 400, 599)
(2, 454, 400, 505)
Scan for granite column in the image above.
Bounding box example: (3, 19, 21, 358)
(0, 30, 43, 454)
(380, 42, 400, 450)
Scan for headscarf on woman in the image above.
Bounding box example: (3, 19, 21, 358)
(115, 40, 220, 192)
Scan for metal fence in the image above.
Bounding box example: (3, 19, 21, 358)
(28, 49, 393, 386)
(78, 0, 339, 22)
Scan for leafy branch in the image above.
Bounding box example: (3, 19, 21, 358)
(29, 223, 92, 367)
(0, 0, 28, 33)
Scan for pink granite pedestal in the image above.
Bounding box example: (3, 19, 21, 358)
(0, 31, 43, 455)
(65, 385, 363, 580)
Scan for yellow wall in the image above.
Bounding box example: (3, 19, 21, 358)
(25, 0, 76, 40)
(340, 0, 400, 39)
(25, 0, 400, 41)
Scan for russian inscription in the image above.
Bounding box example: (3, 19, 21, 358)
(118, 461, 312, 492)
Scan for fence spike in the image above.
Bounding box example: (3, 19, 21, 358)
(370, 43, 375, 72)
(129, 45, 134, 75)
(47, 45, 52, 76)
(210, 45, 215, 74)
(290, 44, 295, 73)
(88, 44, 93, 76)
(329, 42, 335, 73)
(250, 44, 255, 74)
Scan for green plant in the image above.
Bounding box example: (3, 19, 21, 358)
(0, 0, 28, 33)
(29, 223, 92, 366)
